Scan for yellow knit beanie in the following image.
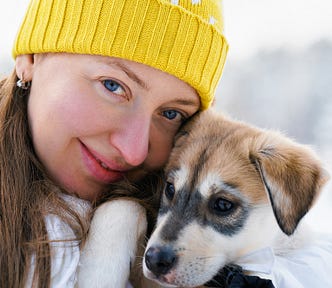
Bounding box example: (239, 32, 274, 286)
(13, 0, 228, 109)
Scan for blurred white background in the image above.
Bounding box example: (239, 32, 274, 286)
(0, 0, 331, 233)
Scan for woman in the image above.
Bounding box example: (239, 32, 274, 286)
(0, 0, 228, 287)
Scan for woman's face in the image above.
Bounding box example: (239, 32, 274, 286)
(25, 53, 199, 201)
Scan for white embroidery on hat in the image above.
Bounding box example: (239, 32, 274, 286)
(209, 16, 216, 25)
(192, 0, 201, 4)
(171, 0, 179, 5)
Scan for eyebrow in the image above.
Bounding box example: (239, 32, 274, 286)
(173, 99, 200, 109)
(105, 60, 149, 91)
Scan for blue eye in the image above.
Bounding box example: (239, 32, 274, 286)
(162, 110, 181, 120)
(103, 79, 125, 95)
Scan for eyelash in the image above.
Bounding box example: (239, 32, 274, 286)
(102, 79, 128, 99)
(162, 110, 185, 123)
(161, 109, 188, 125)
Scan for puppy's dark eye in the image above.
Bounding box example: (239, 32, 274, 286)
(213, 198, 234, 215)
(165, 182, 175, 200)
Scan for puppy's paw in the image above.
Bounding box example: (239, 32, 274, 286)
(77, 200, 147, 288)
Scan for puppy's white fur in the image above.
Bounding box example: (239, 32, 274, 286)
(77, 200, 147, 287)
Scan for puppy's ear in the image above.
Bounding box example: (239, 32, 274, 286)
(173, 129, 189, 148)
(174, 112, 201, 148)
(250, 132, 329, 235)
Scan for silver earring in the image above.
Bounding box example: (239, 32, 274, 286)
(16, 73, 31, 90)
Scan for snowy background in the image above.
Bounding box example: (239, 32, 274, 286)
(1, 0, 331, 233)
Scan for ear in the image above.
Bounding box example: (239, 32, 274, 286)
(250, 131, 329, 235)
(15, 54, 34, 81)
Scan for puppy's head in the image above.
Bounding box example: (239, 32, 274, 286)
(143, 110, 329, 287)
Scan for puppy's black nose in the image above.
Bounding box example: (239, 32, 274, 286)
(145, 246, 177, 276)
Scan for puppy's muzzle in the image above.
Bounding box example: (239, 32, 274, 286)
(145, 245, 177, 276)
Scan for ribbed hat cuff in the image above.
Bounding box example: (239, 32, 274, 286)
(13, 0, 228, 109)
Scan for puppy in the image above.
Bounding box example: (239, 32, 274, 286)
(143, 110, 330, 287)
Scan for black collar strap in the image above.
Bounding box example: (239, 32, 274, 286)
(205, 264, 275, 288)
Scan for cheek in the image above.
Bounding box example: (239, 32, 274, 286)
(27, 80, 103, 177)
(146, 127, 174, 169)
(29, 78, 102, 137)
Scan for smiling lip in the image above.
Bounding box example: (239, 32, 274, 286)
(79, 141, 126, 184)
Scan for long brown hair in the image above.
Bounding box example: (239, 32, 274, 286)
(0, 71, 89, 287)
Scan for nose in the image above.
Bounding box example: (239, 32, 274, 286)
(145, 246, 177, 276)
(112, 114, 150, 167)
